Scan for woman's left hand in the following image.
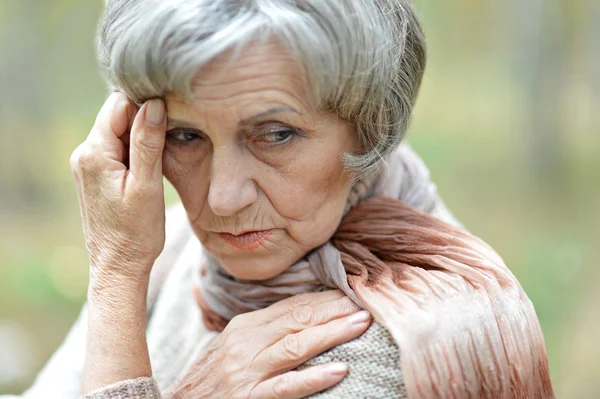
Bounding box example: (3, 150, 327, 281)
(170, 290, 371, 399)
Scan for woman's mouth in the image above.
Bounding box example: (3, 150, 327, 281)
(218, 230, 273, 250)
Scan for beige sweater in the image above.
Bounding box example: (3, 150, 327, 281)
(3, 145, 457, 399)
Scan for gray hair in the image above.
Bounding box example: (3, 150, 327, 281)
(97, 0, 426, 175)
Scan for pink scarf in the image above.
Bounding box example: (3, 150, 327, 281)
(193, 144, 554, 398)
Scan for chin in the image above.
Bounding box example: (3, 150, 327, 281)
(217, 252, 292, 280)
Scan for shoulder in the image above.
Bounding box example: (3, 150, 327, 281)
(300, 322, 407, 398)
(381, 143, 463, 228)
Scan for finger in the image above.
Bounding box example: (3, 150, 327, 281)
(267, 295, 362, 340)
(128, 98, 166, 182)
(90, 91, 137, 141)
(253, 290, 346, 325)
(250, 362, 348, 399)
(255, 310, 371, 374)
(83, 92, 138, 165)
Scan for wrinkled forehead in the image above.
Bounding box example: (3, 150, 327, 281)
(186, 40, 311, 107)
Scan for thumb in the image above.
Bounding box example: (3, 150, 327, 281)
(129, 98, 166, 183)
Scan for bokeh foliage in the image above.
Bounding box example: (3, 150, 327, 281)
(0, 0, 598, 396)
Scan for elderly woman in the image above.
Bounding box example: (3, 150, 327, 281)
(5, 0, 554, 398)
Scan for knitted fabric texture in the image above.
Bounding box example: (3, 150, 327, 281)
(299, 322, 406, 399)
(81, 378, 161, 399)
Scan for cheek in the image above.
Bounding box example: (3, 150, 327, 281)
(268, 145, 353, 231)
(163, 149, 210, 220)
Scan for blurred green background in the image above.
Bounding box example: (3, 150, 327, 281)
(0, 0, 598, 396)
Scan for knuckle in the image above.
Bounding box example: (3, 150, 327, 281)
(69, 150, 81, 172)
(223, 361, 239, 379)
(292, 305, 314, 327)
(70, 144, 94, 172)
(133, 130, 164, 153)
(111, 91, 129, 104)
(96, 92, 127, 122)
(339, 296, 360, 313)
(272, 375, 292, 398)
(281, 334, 303, 360)
(228, 313, 249, 329)
(227, 317, 241, 330)
(220, 337, 245, 361)
(289, 293, 312, 308)
(137, 138, 163, 154)
(301, 372, 322, 392)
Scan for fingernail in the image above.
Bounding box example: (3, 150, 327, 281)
(348, 310, 371, 325)
(146, 99, 165, 126)
(327, 363, 348, 376)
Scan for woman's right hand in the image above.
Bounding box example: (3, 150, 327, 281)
(70, 92, 167, 290)
(74, 92, 169, 394)
(170, 290, 372, 399)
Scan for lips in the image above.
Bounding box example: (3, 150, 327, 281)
(218, 230, 273, 250)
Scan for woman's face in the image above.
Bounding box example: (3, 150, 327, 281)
(163, 41, 358, 280)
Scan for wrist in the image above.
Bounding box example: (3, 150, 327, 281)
(89, 265, 151, 298)
(83, 304, 152, 395)
(84, 269, 152, 393)
(87, 248, 156, 285)
(87, 271, 149, 324)
(87, 269, 150, 327)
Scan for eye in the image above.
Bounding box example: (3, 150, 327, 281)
(265, 129, 294, 143)
(166, 129, 202, 145)
(255, 127, 301, 146)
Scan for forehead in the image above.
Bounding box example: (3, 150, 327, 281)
(186, 40, 311, 108)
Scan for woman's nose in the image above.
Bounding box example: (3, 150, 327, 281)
(207, 152, 258, 217)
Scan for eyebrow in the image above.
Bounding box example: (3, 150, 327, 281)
(166, 105, 300, 130)
(238, 106, 299, 125)
(166, 117, 198, 129)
